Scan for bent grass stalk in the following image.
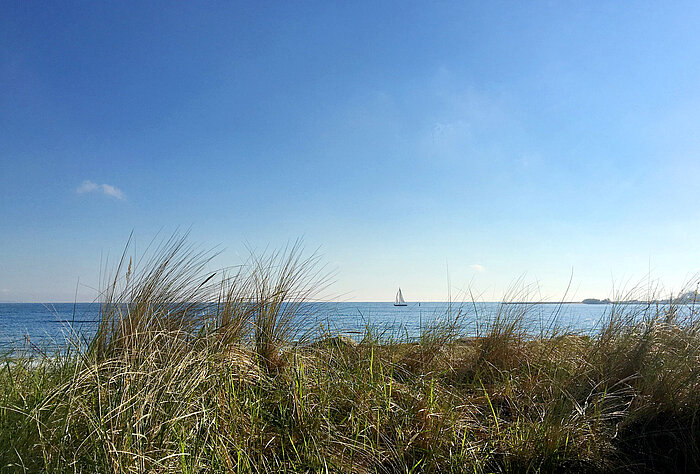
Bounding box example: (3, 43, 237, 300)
(1, 235, 700, 472)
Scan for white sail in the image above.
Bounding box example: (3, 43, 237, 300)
(394, 287, 407, 306)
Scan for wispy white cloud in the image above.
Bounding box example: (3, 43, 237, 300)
(469, 264, 485, 272)
(100, 183, 125, 200)
(76, 180, 98, 193)
(76, 180, 125, 200)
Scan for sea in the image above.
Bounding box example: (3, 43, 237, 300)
(0, 301, 634, 354)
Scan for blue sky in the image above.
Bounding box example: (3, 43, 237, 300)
(2, 2, 700, 302)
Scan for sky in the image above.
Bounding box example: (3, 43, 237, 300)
(2, 1, 700, 302)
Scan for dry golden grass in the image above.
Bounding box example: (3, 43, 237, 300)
(1, 235, 699, 472)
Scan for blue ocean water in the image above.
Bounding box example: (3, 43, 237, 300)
(0, 301, 620, 353)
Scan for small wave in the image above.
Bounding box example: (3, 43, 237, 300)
(47, 320, 100, 323)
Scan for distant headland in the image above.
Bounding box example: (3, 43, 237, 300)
(503, 291, 699, 306)
(582, 291, 699, 305)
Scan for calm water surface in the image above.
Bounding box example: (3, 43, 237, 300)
(0, 301, 632, 353)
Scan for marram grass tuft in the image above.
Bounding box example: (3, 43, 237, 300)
(1, 235, 699, 472)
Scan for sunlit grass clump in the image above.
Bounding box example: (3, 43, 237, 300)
(1, 236, 699, 472)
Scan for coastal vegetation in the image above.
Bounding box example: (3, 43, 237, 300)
(1, 236, 699, 472)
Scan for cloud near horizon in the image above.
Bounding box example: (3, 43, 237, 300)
(469, 264, 485, 272)
(76, 180, 125, 200)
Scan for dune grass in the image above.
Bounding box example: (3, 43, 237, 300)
(1, 237, 699, 472)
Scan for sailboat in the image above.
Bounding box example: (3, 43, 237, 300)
(394, 287, 407, 306)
